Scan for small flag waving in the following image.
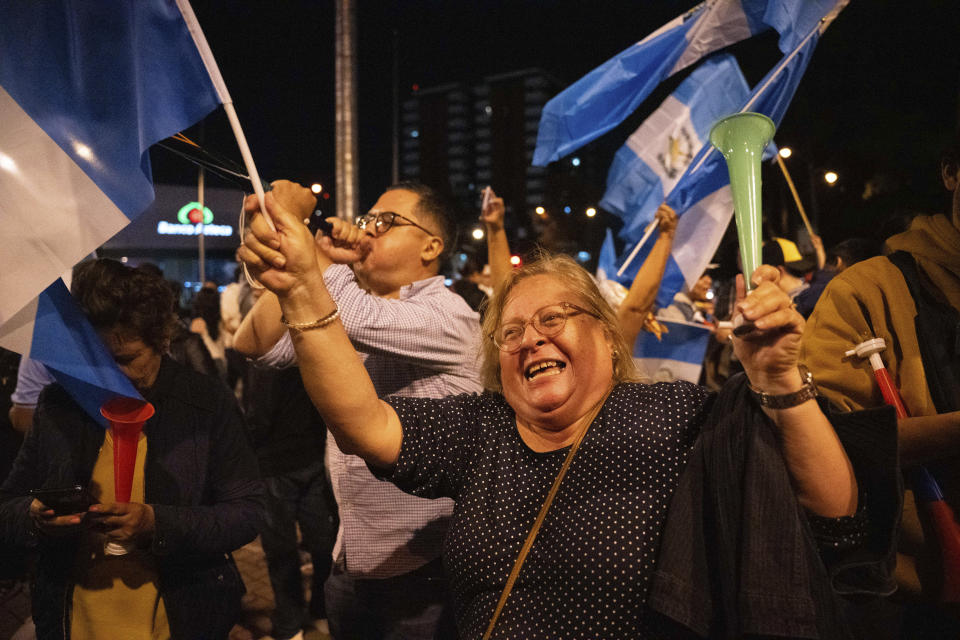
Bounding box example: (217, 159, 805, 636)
(532, 0, 845, 166)
(633, 319, 712, 384)
(600, 54, 751, 243)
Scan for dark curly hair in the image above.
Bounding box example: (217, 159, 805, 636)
(70, 259, 177, 352)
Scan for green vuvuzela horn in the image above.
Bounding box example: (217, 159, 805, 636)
(709, 112, 775, 292)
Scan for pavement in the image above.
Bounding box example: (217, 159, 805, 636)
(0, 536, 330, 640)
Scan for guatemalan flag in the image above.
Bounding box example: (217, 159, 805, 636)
(600, 54, 752, 243)
(633, 320, 713, 384)
(614, 3, 845, 310)
(0, 0, 231, 421)
(533, 0, 846, 166)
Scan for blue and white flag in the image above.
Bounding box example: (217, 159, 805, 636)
(594, 228, 632, 310)
(31, 280, 143, 426)
(617, 19, 830, 310)
(533, 0, 847, 166)
(601, 54, 751, 242)
(0, 0, 228, 343)
(0, 0, 232, 417)
(596, 228, 620, 283)
(633, 319, 712, 384)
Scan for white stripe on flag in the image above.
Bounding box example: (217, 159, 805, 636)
(0, 86, 130, 328)
(633, 319, 712, 384)
(625, 96, 698, 177)
(0, 298, 38, 355)
(669, 0, 753, 75)
(671, 185, 734, 288)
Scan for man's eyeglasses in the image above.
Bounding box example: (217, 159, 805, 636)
(492, 302, 597, 352)
(356, 211, 438, 237)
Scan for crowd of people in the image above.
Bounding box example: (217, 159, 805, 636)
(1, 136, 959, 639)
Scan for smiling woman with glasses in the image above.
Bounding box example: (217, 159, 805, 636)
(241, 185, 899, 640)
(492, 302, 597, 353)
(356, 211, 439, 238)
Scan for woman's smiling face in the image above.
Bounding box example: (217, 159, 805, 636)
(498, 274, 614, 431)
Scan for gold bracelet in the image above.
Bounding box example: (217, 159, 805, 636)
(280, 303, 340, 332)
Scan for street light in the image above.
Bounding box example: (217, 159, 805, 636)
(585, 207, 597, 218)
(535, 206, 546, 216)
(778, 147, 792, 159)
(824, 171, 838, 185)
(311, 183, 323, 194)
(472, 227, 484, 240)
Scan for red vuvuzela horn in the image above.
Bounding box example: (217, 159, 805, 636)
(100, 396, 154, 556)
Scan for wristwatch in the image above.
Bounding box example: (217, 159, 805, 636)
(749, 368, 818, 409)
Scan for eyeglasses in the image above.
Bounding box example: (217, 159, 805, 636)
(355, 211, 438, 237)
(492, 302, 597, 352)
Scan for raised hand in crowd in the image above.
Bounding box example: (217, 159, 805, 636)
(618, 202, 677, 347)
(481, 186, 512, 291)
(315, 217, 366, 266)
(731, 266, 805, 394)
(810, 233, 826, 270)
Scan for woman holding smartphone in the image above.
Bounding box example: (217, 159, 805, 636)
(0, 259, 264, 640)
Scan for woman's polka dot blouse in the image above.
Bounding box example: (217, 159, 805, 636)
(385, 381, 710, 638)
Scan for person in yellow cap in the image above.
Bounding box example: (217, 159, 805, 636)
(762, 238, 816, 295)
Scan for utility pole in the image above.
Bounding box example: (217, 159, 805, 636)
(335, 0, 359, 221)
(391, 28, 399, 184)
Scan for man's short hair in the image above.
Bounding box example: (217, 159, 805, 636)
(828, 237, 878, 269)
(384, 182, 457, 261)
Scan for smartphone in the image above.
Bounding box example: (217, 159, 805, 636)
(481, 186, 492, 212)
(28, 485, 94, 515)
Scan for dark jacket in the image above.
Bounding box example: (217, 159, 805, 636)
(794, 268, 836, 319)
(649, 374, 900, 639)
(0, 357, 265, 639)
(242, 363, 326, 477)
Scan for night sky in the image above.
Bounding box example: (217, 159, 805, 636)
(155, 0, 960, 250)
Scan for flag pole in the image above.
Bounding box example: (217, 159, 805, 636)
(774, 153, 815, 239)
(616, 219, 658, 278)
(198, 165, 206, 284)
(222, 102, 274, 232)
(175, 0, 275, 232)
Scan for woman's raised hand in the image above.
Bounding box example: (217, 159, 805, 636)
(238, 181, 320, 297)
(731, 265, 805, 394)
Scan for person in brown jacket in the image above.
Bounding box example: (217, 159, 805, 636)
(801, 136, 960, 634)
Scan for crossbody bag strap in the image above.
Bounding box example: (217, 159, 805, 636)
(482, 386, 613, 640)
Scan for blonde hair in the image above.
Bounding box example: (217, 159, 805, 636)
(480, 251, 639, 392)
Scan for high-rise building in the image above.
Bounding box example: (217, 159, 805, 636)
(400, 69, 608, 260)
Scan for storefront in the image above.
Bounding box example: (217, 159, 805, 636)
(98, 184, 247, 291)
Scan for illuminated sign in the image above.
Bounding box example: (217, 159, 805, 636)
(177, 202, 214, 225)
(157, 202, 234, 236)
(157, 221, 233, 236)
